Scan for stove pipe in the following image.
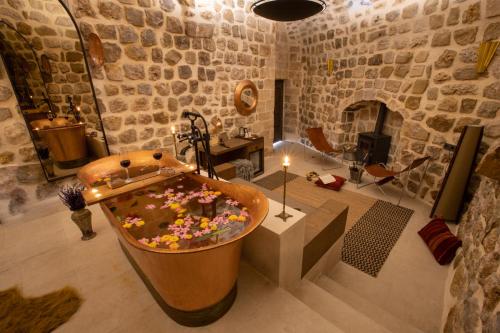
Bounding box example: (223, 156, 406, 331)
(374, 103, 388, 136)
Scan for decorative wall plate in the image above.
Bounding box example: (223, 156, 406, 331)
(234, 80, 258, 116)
(87, 33, 104, 68)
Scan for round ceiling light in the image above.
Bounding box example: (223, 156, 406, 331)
(251, 0, 327, 22)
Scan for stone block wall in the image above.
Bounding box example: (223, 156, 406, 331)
(285, 0, 500, 203)
(0, 0, 96, 123)
(68, 0, 278, 154)
(0, 60, 36, 166)
(442, 143, 499, 333)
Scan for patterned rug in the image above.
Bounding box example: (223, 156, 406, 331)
(342, 200, 414, 277)
(253, 170, 300, 190)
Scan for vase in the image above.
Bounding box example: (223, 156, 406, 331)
(71, 208, 96, 240)
(349, 166, 364, 184)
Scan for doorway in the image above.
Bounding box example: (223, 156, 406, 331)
(274, 80, 284, 143)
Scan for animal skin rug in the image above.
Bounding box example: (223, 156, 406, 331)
(0, 286, 82, 332)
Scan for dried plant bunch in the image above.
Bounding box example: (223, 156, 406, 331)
(59, 184, 86, 211)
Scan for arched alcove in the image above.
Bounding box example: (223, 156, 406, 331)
(339, 100, 404, 166)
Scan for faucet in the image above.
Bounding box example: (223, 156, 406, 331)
(66, 96, 82, 122)
(36, 93, 56, 120)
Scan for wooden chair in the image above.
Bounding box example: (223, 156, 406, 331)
(358, 156, 431, 205)
(306, 127, 344, 169)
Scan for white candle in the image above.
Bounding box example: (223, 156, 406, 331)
(283, 155, 290, 167)
(91, 188, 98, 193)
(171, 126, 176, 135)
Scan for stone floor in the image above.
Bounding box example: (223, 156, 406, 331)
(0, 141, 450, 332)
(266, 141, 451, 333)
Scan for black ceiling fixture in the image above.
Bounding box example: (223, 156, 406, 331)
(251, 0, 327, 22)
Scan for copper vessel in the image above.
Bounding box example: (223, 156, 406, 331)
(32, 118, 87, 167)
(77, 151, 269, 326)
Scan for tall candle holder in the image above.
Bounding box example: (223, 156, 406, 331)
(171, 125, 178, 157)
(275, 155, 293, 221)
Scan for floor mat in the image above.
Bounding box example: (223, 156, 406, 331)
(341, 200, 414, 277)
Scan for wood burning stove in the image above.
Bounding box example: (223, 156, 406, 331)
(357, 103, 391, 165)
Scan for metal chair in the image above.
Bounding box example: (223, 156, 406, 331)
(305, 127, 344, 169)
(358, 156, 431, 205)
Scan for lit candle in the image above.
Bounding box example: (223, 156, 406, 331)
(95, 193, 102, 198)
(91, 188, 98, 193)
(170, 125, 176, 135)
(283, 155, 290, 167)
(77, 106, 81, 112)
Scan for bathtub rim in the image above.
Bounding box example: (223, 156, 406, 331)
(99, 173, 269, 255)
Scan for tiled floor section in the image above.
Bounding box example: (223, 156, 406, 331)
(0, 141, 450, 332)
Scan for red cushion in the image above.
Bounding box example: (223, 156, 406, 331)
(314, 175, 346, 191)
(418, 218, 462, 265)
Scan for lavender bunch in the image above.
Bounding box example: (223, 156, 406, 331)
(59, 184, 86, 211)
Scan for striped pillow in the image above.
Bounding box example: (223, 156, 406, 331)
(418, 218, 462, 265)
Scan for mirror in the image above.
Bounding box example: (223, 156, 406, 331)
(234, 80, 258, 116)
(0, 0, 109, 182)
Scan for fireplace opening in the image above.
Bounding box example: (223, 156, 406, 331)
(340, 100, 403, 165)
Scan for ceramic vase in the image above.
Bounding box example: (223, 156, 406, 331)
(71, 208, 96, 240)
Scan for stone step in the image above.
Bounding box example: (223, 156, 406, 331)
(293, 279, 392, 333)
(315, 275, 426, 333)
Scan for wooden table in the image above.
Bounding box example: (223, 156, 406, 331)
(198, 136, 264, 176)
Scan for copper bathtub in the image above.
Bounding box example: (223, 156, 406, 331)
(77, 151, 268, 326)
(31, 118, 88, 168)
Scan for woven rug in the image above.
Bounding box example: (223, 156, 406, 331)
(342, 200, 414, 277)
(253, 170, 300, 190)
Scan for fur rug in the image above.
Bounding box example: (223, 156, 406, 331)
(0, 286, 82, 332)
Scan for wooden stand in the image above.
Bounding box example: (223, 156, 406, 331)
(198, 136, 264, 177)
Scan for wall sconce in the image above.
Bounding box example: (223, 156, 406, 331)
(327, 59, 334, 75)
(477, 40, 499, 73)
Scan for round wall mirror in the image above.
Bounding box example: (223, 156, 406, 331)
(234, 80, 258, 116)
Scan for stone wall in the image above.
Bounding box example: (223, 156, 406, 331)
(0, 0, 96, 124)
(285, 0, 500, 203)
(0, 57, 59, 217)
(69, 0, 278, 154)
(442, 143, 499, 333)
(0, 59, 36, 166)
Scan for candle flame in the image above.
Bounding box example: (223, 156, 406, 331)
(171, 125, 176, 134)
(283, 155, 290, 166)
(91, 188, 98, 193)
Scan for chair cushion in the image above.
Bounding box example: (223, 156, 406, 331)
(315, 175, 346, 191)
(418, 218, 462, 265)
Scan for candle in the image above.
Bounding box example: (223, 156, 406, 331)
(171, 125, 176, 135)
(91, 188, 98, 193)
(283, 155, 290, 167)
